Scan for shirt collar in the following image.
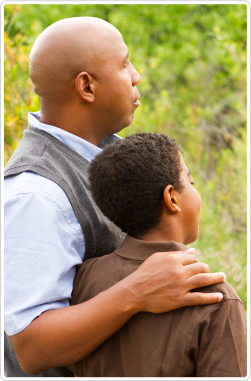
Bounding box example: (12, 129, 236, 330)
(28, 111, 102, 163)
(115, 235, 188, 262)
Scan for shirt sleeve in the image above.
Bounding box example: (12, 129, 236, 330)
(4, 174, 85, 336)
(191, 299, 247, 377)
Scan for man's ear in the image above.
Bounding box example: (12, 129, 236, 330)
(163, 185, 181, 213)
(75, 72, 95, 102)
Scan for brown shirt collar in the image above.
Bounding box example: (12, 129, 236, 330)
(114, 235, 188, 262)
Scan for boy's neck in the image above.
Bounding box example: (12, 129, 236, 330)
(140, 222, 185, 245)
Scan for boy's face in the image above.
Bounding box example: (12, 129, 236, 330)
(177, 154, 202, 245)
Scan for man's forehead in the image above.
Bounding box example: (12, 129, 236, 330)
(100, 39, 128, 64)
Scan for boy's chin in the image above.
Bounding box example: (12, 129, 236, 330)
(184, 234, 199, 246)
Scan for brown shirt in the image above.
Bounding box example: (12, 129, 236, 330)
(69, 236, 247, 377)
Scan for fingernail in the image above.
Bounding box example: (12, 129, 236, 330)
(186, 248, 195, 254)
(222, 273, 227, 282)
(218, 293, 223, 301)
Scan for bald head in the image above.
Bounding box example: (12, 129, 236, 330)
(29, 17, 123, 102)
(29, 17, 141, 142)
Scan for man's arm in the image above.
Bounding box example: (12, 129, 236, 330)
(11, 251, 225, 375)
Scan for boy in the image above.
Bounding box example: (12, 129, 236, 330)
(68, 133, 246, 377)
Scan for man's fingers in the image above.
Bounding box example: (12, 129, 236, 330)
(153, 252, 198, 266)
(184, 262, 210, 278)
(187, 272, 226, 289)
(183, 291, 223, 306)
(175, 253, 198, 266)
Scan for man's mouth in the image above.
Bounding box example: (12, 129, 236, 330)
(133, 91, 140, 105)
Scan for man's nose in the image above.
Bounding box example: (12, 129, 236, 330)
(131, 65, 141, 86)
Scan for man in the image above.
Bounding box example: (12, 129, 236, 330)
(4, 17, 226, 377)
(69, 133, 246, 377)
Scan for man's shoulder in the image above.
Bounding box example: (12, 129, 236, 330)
(4, 171, 71, 204)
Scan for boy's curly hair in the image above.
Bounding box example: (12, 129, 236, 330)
(88, 133, 183, 238)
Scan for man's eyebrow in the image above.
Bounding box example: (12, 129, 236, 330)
(123, 52, 129, 62)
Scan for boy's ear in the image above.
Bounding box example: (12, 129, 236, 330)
(163, 185, 181, 213)
(75, 72, 95, 102)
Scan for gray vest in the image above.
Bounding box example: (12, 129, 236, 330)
(4, 126, 126, 377)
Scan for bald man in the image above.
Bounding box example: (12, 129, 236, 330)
(4, 17, 226, 377)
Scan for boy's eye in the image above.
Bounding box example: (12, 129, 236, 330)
(124, 60, 129, 68)
(191, 182, 196, 185)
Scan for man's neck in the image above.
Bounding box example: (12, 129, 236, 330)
(39, 105, 108, 146)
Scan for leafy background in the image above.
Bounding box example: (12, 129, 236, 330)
(4, 4, 247, 308)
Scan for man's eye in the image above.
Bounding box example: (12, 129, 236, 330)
(124, 61, 129, 68)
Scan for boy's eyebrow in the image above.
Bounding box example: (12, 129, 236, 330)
(187, 168, 191, 176)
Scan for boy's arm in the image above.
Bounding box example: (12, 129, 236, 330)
(195, 296, 247, 377)
(11, 251, 225, 375)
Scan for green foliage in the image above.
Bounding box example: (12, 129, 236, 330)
(193, 130, 247, 308)
(4, 4, 247, 308)
(4, 5, 39, 163)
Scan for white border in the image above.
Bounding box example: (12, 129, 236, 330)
(1, 1, 250, 380)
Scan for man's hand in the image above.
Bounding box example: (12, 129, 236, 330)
(126, 249, 225, 314)
(11, 249, 225, 375)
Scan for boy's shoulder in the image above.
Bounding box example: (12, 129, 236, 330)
(193, 281, 243, 305)
(184, 280, 245, 326)
(71, 251, 136, 304)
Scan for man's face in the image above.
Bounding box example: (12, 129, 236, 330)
(93, 33, 141, 134)
(177, 154, 202, 245)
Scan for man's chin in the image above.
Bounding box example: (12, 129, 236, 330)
(125, 113, 136, 128)
(107, 110, 137, 135)
(113, 115, 135, 134)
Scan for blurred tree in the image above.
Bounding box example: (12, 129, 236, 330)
(4, 4, 39, 163)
